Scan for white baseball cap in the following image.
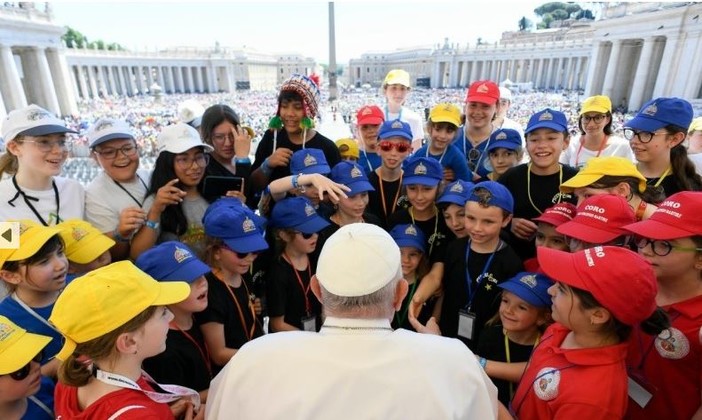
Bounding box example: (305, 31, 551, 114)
(177, 99, 205, 128)
(157, 123, 213, 155)
(316, 223, 402, 297)
(499, 87, 513, 101)
(1, 104, 77, 142)
(85, 118, 135, 148)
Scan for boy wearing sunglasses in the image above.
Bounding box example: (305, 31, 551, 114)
(367, 119, 413, 229)
(0, 315, 54, 419)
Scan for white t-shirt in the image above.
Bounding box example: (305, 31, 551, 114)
(0, 176, 84, 225)
(559, 134, 635, 169)
(385, 106, 426, 152)
(85, 169, 152, 233)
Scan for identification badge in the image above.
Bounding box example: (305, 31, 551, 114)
(302, 315, 317, 332)
(457, 310, 476, 340)
(628, 376, 652, 408)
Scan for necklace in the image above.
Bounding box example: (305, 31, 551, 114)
(526, 163, 563, 214)
(9, 175, 60, 226)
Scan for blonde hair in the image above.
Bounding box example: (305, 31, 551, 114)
(0, 139, 20, 177)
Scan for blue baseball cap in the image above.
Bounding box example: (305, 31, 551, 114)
(498, 272, 553, 307)
(403, 156, 443, 187)
(330, 161, 374, 196)
(203, 197, 267, 232)
(378, 119, 412, 142)
(625, 97, 693, 132)
(270, 196, 330, 234)
(525, 108, 568, 134)
(290, 148, 331, 175)
(389, 224, 426, 253)
(437, 179, 474, 207)
(468, 181, 514, 213)
(487, 128, 522, 152)
(135, 241, 210, 284)
(203, 204, 269, 254)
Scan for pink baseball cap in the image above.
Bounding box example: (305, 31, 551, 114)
(624, 191, 702, 240)
(533, 203, 577, 227)
(557, 195, 635, 244)
(538, 246, 658, 326)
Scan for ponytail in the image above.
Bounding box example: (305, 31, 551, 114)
(640, 307, 671, 337)
(670, 143, 702, 192)
(0, 151, 18, 178)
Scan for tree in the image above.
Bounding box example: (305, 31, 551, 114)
(533, 2, 595, 28)
(62, 26, 87, 48)
(518, 16, 533, 31)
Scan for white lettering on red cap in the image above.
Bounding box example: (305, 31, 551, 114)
(661, 200, 681, 209)
(583, 205, 606, 214)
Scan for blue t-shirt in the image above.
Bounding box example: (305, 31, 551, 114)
(0, 297, 62, 363)
(452, 126, 493, 178)
(24, 376, 55, 419)
(358, 150, 381, 175)
(414, 143, 472, 182)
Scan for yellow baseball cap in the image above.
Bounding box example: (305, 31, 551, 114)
(0, 220, 63, 268)
(0, 315, 51, 374)
(49, 261, 190, 361)
(688, 117, 702, 133)
(560, 156, 646, 193)
(335, 138, 359, 160)
(580, 95, 612, 115)
(429, 103, 462, 127)
(383, 69, 410, 88)
(58, 219, 115, 264)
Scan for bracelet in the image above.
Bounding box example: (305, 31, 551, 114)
(291, 174, 300, 189)
(113, 229, 130, 243)
(260, 158, 273, 177)
(145, 220, 160, 230)
(479, 357, 487, 370)
(234, 156, 251, 165)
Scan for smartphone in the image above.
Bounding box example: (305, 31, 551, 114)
(202, 176, 245, 198)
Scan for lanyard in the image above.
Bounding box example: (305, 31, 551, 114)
(463, 241, 499, 310)
(504, 331, 541, 400)
(378, 169, 403, 219)
(113, 174, 148, 207)
(651, 166, 672, 188)
(385, 105, 402, 121)
(11, 293, 59, 333)
(426, 142, 448, 164)
(9, 176, 60, 226)
(361, 149, 374, 173)
(28, 395, 54, 418)
(574, 135, 608, 167)
(409, 206, 438, 256)
(462, 127, 491, 172)
(395, 275, 418, 327)
(215, 272, 258, 342)
(94, 368, 200, 410)
(283, 252, 313, 315)
(169, 320, 212, 377)
(527, 163, 563, 214)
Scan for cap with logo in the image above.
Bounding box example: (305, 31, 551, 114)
(402, 156, 443, 187)
(335, 138, 360, 160)
(0, 220, 62, 268)
(203, 202, 269, 254)
(557, 194, 635, 244)
(389, 223, 426, 253)
(625, 97, 694, 132)
(467, 181, 514, 213)
(498, 272, 553, 307)
(437, 179, 474, 207)
(330, 161, 374, 196)
(559, 156, 647, 194)
(356, 105, 385, 126)
(85, 118, 135, 148)
(136, 241, 211, 283)
(58, 219, 115, 264)
(290, 148, 331, 175)
(526, 108, 568, 134)
(0, 315, 51, 374)
(486, 128, 523, 152)
(533, 202, 577, 227)
(157, 123, 214, 154)
(1, 104, 77, 142)
(378, 119, 413, 142)
(465, 80, 500, 105)
(580, 95, 612, 115)
(270, 196, 330, 234)
(623, 191, 702, 239)
(383, 69, 411, 88)
(429, 103, 461, 127)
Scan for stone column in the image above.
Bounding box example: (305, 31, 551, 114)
(652, 35, 679, 98)
(157, 66, 165, 92)
(45, 48, 78, 115)
(0, 92, 6, 120)
(23, 47, 61, 115)
(97, 66, 108, 97)
(535, 59, 544, 88)
(117, 66, 129, 96)
(206, 66, 217, 92)
(601, 40, 623, 98)
(145, 66, 154, 92)
(574, 57, 583, 90)
(0, 45, 28, 110)
(682, 32, 702, 99)
(107, 66, 118, 95)
(185, 67, 194, 93)
(628, 38, 657, 111)
(544, 58, 554, 89)
(166, 66, 175, 93)
(122, 66, 133, 96)
(195, 66, 204, 92)
(174, 66, 184, 93)
(87, 66, 98, 98)
(133, 66, 144, 94)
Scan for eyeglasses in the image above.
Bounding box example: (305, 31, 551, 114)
(211, 133, 235, 143)
(634, 237, 702, 257)
(20, 138, 70, 152)
(3, 351, 42, 381)
(295, 231, 315, 240)
(623, 128, 668, 144)
(582, 114, 607, 124)
(93, 144, 138, 159)
(378, 141, 411, 153)
(174, 153, 209, 169)
(221, 243, 260, 259)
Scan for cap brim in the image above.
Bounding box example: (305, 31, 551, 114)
(403, 176, 440, 187)
(298, 164, 331, 175)
(295, 216, 330, 234)
(526, 122, 566, 134)
(66, 235, 116, 264)
(0, 331, 50, 374)
(223, 233, 270, 254)
(12, 226, 63, 261)
(357, 117, 384, 125)
(559, 173, 603, 193)
(152, 281, 191, 306)
(625, 116, 665, 132)
(347, 181, 374, 196)
(164, 143, 215, 154)
(19, 125, 78, 137)
(430, 117, 460, 126)
(487, 141, 521, 152)
(394, 238, 425, 253)
(379, 131, 412, 141)
(467, 96, 497, 105)
(437, 193, 467, 207)
(557, 221, 621, 244)
(533, 214, 567, 226)
(90, 132, 136, 148)
(162, 258, 212, 283)
(538, 247, 589, 291)
(623, 218, 695, 240)
(498, 280, 551, 307)
(580, 106, 609, 115)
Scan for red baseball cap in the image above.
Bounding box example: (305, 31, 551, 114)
(557, 194, 635, 244)
(356, 105, 385, 126)
(465, 80, 500, 105)
(538, 246, 658, 326)
(624, 191, 702, 240)
(533, 203, 577, 227)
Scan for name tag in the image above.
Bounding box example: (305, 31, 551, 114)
(302, 315, 317, 332)
(628, 376, 652, 408)
(458, 311, 476, 341)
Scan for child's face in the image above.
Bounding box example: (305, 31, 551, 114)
(358, 124, 381, 149)
(406, 184, 438, 213)
(464, 101, 496, 130)
(173, 148, 207, 189)
(499, 291, 545, 335)
(279, 99, 305, 135)
(287, 231, 318, 254)
(92, 138, 140, 183)
(175, 276, 208, 314)
(68, 250, 112, 275)
(400, 247, 423, 279)
(629, 130, 681, 164)
(573, 186, 615, 206)
(547, 282, 590, 331)
(13, 248, 68, 294)
(429, 124, 457, 152)
(10, 133, 69, 179)
(209, 120, 238, 161)
(488, 148, 519, 177)
(384, 84, 409, 107)
(637, 236, 702, 282)
(337, 192, 369, 219)
(534, 222, 569, 251)
(217, 246, 258, 275)
(526, 128, 567, 170)
(0, 352, 43, 400)
(464, 201, 511, 247)
(687, 130, 702, 154)
(442, 203, 467, 238)
(377, 138, 411, 171)
(136, 306, 174, 358)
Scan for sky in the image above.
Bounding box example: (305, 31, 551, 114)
(50, 0, 551, 64)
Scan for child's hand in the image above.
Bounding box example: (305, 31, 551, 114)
(117, 206, 146, 237)
(268, 148, 293, 168)
(511, 218, 538, 240)
(232, 125, 252, 159)
(252, 297, 262, 316)
(409, 316, 442, 336)
(154, 179, 186, 212)
(443, 168, 455, 182)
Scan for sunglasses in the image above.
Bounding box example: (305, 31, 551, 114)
(295, 231, 315, 240)
(221, 243, 261, 259)
(378, 141, 411, 153)
(4, 351, 42, 381)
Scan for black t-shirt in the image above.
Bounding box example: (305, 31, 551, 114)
(388, 208, 455, 264)
(195, 272, 263, 370)
(142, 322, 212, 392)
(265, 255, 322, 331)
(367, 171, 408, 230)
(498, 163, 578, 260)
(477, 324, 536, 406)
(439, 238, 523, 351)
(646, 175, 683, 198)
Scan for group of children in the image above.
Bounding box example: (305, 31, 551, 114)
(1, 68, 701, 419)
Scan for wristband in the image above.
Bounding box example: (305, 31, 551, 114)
(479, 357, 487, 370)
(291, 174, 300, 189)
(113, 229, 130, 243)
(145, 220, 160, 230)
(234, 156, 251, 165)
(260, 158, 273, 177)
